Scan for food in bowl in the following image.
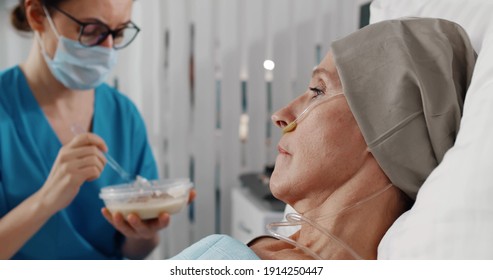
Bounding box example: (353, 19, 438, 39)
(99, 178, 192, 220)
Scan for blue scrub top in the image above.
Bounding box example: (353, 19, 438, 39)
(0, 66, 158, 259)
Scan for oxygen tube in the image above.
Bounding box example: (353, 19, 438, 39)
(266, 184, 393, 260)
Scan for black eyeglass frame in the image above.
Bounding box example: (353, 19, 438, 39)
(49, 5, 141, 50)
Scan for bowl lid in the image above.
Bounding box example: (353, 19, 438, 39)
(99, 178, 192, 200)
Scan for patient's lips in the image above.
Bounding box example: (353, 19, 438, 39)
(278, 145, 290, 155)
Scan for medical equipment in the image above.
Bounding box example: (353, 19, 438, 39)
(267, 183, 392, 259)
(282, 93, 344, 134)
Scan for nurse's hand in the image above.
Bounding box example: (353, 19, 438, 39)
(101, 209, 170, 239)
(101, 189, 196, 239)
(38, 133, 107, 215)
(102, 190, 196, 259)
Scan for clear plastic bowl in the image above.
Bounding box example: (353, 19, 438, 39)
(99, 178, 192, 220)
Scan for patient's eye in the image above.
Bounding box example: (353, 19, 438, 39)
(309, 87, 324, 99)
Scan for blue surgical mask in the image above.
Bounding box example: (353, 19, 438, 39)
(35, 6, 117, 90)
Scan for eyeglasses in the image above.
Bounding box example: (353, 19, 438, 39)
(50, 6, 140, 50)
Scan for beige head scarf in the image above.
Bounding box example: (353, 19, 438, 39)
(331, 18, 477, 199)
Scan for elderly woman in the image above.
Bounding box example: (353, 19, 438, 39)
(173, 17, 476, 260)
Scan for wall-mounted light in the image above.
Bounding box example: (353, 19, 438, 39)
(263, 60, 275, 71)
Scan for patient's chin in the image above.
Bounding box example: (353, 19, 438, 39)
(269, 178, 293, 205)
(269, 177, 283, 199)
(270, 168, 302, 204)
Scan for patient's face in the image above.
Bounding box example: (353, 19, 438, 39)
(270, 52, 368, 211)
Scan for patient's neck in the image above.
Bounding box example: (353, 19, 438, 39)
(293, 155, 411, 259)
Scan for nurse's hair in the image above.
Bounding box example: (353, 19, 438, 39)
(11, 0, 68, 32)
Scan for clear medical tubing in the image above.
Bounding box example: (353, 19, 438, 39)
(266, 184, 393, 260)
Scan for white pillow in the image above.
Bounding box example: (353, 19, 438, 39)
(378, 14, 493, 259)
(370, 0, 493, 53)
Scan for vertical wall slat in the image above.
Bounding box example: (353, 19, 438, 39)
(321, 0, 339, 54)
(244, 0, 268, 173)
(218, 0, 241, 234)
(191, 0, 217, 241)
(0, 7, 8, 69)
(110, 2, 144, 109)
(166, 0, 193, 255)
(269, 0, 293, 165)
(293, 0, 318, 97)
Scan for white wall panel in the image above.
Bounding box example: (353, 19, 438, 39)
(292, 0, 317, 97)
(319, 0, 339, 56)
(0, 2, 32, 69)
(111, 2, 143, 111)
(269, 0, 294, 164)
(244, 0, 268, 173)
(0, 7, 7, 68)
(191, 0, 217, 241)
(165, 0, 194, 255)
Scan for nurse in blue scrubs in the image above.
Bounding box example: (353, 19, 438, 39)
(0, 0, 172, 259)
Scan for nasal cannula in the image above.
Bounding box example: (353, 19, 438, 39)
(282, 93, 344, 134)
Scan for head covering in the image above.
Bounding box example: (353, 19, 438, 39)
(331, 18, 477, 200)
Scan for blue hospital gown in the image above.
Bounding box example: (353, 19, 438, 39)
(0, 66, 158, 259)
(171, 235, 260, 260)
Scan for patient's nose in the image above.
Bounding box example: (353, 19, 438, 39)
(272, 106, 295, 129)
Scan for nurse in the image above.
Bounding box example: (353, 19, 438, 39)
(0, 0, 172, 259)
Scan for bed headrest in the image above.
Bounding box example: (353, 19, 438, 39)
(370, 0, 493, 52)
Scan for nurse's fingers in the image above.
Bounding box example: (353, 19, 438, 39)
(188, 189, 196, 204)
(74, 154, 106, 173)
(68, 146, 107, 162)
(69, 133, 108, 153)
(127, 213, 170, 237)
(58, 147, 106, 169)
(101, 208, 138, 237)
(52, 154, 105, 182)
(157, 213, 171, 228)
(57, 146, 106, 172)
(101, 208, 114, 223)
(80, 165, 104, 181)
